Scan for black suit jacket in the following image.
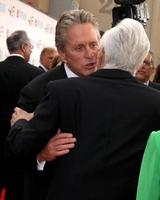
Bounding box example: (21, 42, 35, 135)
(0, 56, 42, 167)
(0, 56, 42, 198)
(6, 69, 160, 200)
(18, 63, 67, 112)
(17, 63, 67, 200)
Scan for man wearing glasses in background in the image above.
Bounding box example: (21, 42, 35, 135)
(135, 51, 160, 90)
(0, 30, 42, 200)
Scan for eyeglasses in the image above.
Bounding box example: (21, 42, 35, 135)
(27, 43, 34, 49)
(24, 42, 34, 49)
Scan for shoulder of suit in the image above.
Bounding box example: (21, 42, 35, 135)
(21, 64, 65, 90)
(149, 81, 160, 90)
(43, 63, 67, 78)
(26, 63, 42, 73)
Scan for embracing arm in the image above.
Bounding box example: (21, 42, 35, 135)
(10, 107, 76, 163)
(6, 80, 77, 168)
(6, 83, 61, 162)
(37, 129, 76, 162)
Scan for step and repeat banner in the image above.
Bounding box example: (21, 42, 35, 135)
(0, 0, 57, 65)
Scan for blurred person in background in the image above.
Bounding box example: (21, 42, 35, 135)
(135, 51, 160, 90)
(0, 30, 42, 200)
(153, 63, 160, 83)
(38, 47, 58, 72)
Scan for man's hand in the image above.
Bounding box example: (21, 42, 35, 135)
(37, 129, 76, 162)
(11, 107, 34, 126)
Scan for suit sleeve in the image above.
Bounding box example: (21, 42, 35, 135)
(18, 72, 51, 113)
(6, 82, 60, 163)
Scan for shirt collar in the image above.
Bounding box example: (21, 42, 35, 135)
(39, 64, 48, 72)
(64, 63, 78, 78)
(144, 80, 149, 86)
(8, 54, 24, 59)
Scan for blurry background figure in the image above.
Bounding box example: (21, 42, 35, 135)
(135, 51, 160, 90)
(0, 30, 42, 200)
(39, 47, 58, 72)
(153, 64, 160, 83)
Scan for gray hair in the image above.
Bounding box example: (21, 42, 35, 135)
(6, 30, 30, 53)
(55, 9, 100, 51)
(100, 18, 150, 74)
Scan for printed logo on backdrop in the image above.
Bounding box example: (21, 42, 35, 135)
(0, 0, 57, 65)
(0, 1, 6, 13)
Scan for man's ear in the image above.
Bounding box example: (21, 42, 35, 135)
(20, 43, 28, 57)
(20, 42, 25, 51)
(97, 47, 105, 69)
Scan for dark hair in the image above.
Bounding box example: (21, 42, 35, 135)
(153, 64, 160, 83)
(52, 55, 61, 69)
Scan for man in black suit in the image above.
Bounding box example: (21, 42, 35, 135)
(0, 30, 42, 200)
(7, 17, 160, 200)
(18, 63, 67, 112)
(18, 9, 100, 113)
(10, 9, 100, 200)
(17, 8, 100, 165)
(135, 51, 160, 90)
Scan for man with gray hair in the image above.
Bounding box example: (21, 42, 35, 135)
(7, 9, 101, 200)
(0, 30, 42, 200)
(6, 18, 160, 199)
(18, 9, 100, 112)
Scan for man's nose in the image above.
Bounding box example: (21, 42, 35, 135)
(85, 47, 95, 58)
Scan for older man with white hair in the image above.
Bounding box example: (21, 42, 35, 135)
(6, 18, 160, 200)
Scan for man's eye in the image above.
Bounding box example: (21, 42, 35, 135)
(143, 61, 152, 66)
(75, 46, 83, 51)
(90, 43, 98, 49)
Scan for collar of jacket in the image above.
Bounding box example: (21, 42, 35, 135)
(91, 69, 135, 80)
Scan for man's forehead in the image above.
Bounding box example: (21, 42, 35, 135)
(66, 23, 98, 35)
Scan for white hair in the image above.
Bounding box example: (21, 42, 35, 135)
(100, 18, 150, 74)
